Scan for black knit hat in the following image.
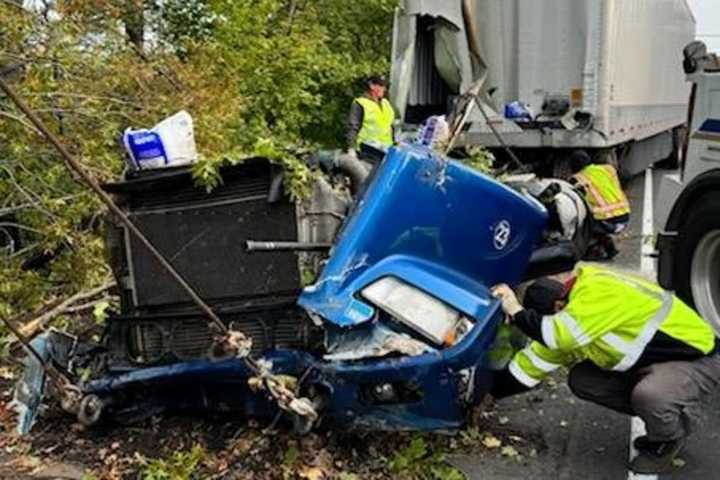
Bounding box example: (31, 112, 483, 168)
(523, 278, 568, 315)
(570, 150, 592, 174)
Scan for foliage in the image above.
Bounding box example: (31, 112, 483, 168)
(460, 145, 496, 175)
(148, 0, 221, 56)
(387, 436, 466, 480)
(139, 445, 206, 480)
(0, 0, 396, 339)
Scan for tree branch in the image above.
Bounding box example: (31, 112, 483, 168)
(0, 109, 42, 135)
(0, 165, 60, 222)
(15, 281, 116, 339)
(27, 92, 143, 108)
(63, 296, 111, 314)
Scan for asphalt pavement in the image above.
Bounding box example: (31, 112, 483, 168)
(453, 168, 720, 480)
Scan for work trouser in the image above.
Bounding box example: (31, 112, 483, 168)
(594, 213, 629, 235)
(568, 354, 720, 442)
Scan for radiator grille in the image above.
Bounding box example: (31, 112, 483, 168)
(130, 178, 272, 211)
(123, 307, 311, 365)
(104, 158, 300, 309)
(169, 319, 214, 360)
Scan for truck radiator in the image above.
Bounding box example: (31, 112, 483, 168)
(106, 305, 316, 367)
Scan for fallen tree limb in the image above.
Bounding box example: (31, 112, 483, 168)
(63, 296, 111, 314)
(16, 281, 115, 339)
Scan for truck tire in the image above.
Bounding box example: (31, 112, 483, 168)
(673, 193, 720, 334)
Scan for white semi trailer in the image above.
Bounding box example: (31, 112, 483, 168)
(656, 42, 720, 335)
(390, 0, 696, 176)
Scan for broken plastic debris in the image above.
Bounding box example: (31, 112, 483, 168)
(12, 334, 51, 435)
(324, 323, 433, 361)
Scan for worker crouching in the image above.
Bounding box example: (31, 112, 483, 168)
(570, 150, 630, 260)
(491, 266, 720, 474)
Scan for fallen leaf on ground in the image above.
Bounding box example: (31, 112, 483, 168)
(498, 416, 509, 425)
(12, 454, 42, 471)
(672, 457, 686, 468)
(501, 446, 519, 457)
(482, 435, 502, 449)
(337, 474, 359, 480)
(299, 466, 325, 480)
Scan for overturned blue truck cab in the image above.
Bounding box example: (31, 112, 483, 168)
(15, 145, 576, 433)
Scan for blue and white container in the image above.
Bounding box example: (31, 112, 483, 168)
(123, 111, 198, 171)
(415, 115, 449, 150)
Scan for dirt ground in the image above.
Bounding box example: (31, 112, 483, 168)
(0, 362, 546, 480)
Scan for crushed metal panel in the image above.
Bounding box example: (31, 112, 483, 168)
(12, 335, 49, 435)
(393, 0, 488, 121)
(12, 330, 77, 435)
(390, 7, 418, 121)
(324, 323, 433, 361)
(433, 23, 464, 93)
(403, 0, 464, 28)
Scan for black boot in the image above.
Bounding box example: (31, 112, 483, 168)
(633, 435, 664, 453)
(583, 243, 610, 261)
(629, 437, 686, 474)
(603, 236, 619, 259)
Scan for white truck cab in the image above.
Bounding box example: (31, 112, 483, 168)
(656, 42, 720, 334)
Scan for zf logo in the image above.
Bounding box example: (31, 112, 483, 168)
(493, 220, 511, 251)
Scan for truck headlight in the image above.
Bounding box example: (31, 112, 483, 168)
(361, 276, 468, 346)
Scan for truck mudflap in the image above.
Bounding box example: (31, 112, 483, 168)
(13, 302, 502, 433)
(656, 231, 678, 290)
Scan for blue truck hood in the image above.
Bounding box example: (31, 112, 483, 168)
(298, 145, 548, 327)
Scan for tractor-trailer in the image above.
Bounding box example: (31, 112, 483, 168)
(390, 0, 696, 176)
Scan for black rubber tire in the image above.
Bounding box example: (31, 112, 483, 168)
(672, 193, 720, 311)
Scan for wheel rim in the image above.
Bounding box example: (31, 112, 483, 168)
(691, 230, 720, 335)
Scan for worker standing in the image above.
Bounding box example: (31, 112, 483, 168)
(346, 76, 395, 153)
(569, 150, 630, 260)
(490, 266, 720, 474)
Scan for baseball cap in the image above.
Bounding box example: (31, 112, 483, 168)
(523, 277, 570, 315)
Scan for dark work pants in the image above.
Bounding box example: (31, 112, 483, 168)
(568, 355, 720, 442)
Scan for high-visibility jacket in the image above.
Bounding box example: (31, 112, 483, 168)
(509, 266, 716, 388)
(573, 164, 630, 221)
(355, 97, 395, 149)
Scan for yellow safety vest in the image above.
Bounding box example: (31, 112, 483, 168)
(355, 97, 395, 149)
(509, 266, 715, 388)
(574, 164, 630, 220)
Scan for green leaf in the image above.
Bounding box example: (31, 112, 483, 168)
(283, 443, 300, 467)
(93, 301, 111, 324)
